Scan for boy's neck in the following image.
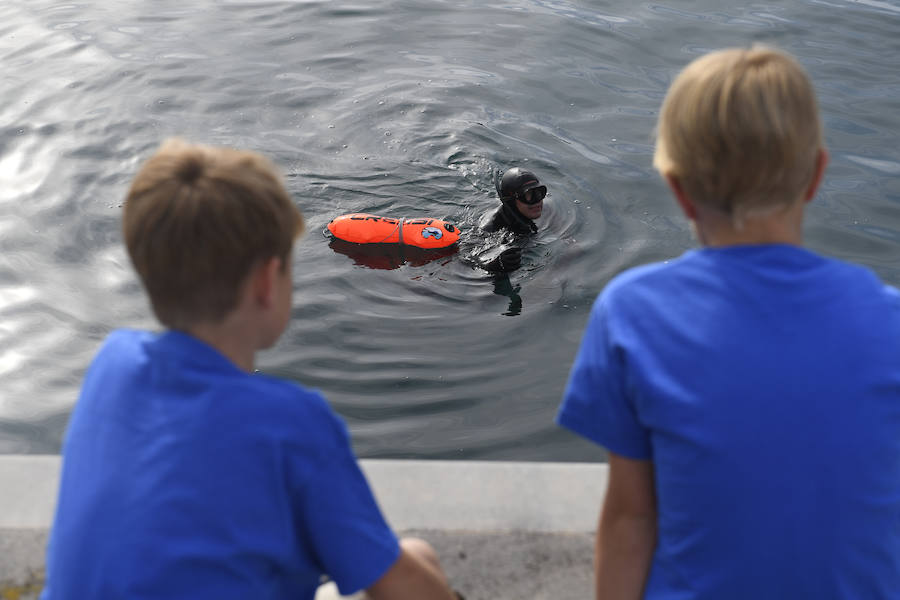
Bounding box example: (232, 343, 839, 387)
(694, 200, 806, 248)
(185, 320, 257, 372)
(180, 256, 288, 374)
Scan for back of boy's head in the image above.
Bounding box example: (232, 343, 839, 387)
(123, 139, 305, 329)
(653, 46, 823, 222)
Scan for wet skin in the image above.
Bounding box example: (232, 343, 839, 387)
(515, 195, 543, 220)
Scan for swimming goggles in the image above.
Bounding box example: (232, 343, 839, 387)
(519, 186, 547, 205)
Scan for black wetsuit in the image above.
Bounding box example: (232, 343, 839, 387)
(475, 203, 537, 273)
(479, 203, 537, 235)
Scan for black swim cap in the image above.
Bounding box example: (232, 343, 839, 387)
(498, 167, 547, 204)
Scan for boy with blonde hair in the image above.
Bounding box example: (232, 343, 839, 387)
(42, 140, 459, 600)
(558, 47, 900, 598)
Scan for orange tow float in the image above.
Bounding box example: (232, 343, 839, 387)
(326, 213, 460, 249)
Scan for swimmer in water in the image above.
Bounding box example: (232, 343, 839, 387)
(477, 167, 547, 272)
(482, 167, 547, 234)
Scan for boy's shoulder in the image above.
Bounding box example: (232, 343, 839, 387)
(97, 327, 156, 354)
(597, 245, 899, 313)
(597, 252, 693, 307)
(95, 330, 353, 466)
(91, 328, 339, 432)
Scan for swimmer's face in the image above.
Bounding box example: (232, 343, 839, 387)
(516, 190, 543, 220)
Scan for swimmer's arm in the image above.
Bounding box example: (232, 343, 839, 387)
(595, 453, 657, 600)
(479, 246, 522, 273)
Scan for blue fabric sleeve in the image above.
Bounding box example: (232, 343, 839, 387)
(299, 411, 400, 596)
(557, 296, 652, 459)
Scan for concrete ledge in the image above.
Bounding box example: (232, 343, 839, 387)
(0, 455, 607, 599)
(362, 459, 608, 533)
(0, 456, 61, 530)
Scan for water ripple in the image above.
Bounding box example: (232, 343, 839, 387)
(1, 0, 899, 459)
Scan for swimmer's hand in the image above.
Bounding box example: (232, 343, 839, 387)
(489, 247, 522, 273)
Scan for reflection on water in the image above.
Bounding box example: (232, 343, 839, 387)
(492, 275, 523, 318)
(1, 0, 899, 460)
(327, 238, 459, 271)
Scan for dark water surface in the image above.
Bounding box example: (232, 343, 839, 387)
(2, 0, 899, 460)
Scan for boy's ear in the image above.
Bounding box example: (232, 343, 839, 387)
(666, 174, 698, 221)
(251, 257, 282, 308)
(804, 148, 829, 203)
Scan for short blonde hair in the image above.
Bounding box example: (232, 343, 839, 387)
(653, 46, 823, 221)
(123, 139, 305, 329)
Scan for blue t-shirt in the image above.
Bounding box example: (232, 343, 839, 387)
(42, 329, 399, 599)
(558, 244, 900, 599)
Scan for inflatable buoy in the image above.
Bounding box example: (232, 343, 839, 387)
(326, 213, 460, 249)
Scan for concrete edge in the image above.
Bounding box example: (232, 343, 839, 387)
(362, 459, 608, 533)
(0, 455, 608, 532)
